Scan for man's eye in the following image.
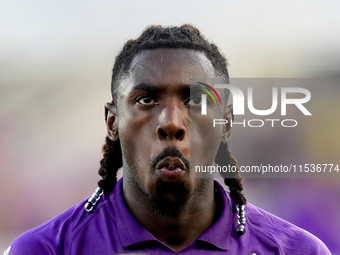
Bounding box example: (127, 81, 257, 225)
(187, 96, 202, 106)
(136, 96, 158, 105)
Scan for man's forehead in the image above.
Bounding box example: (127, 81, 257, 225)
(130, 48, 211, 66)
(129, 48, 216, 82)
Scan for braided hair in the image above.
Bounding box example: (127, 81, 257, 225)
(98, 24, 246, 208)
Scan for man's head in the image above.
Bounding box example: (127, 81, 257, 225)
(98, 24, 246, 218)
(109, 24, 229, 101)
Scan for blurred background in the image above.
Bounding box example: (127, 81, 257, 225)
(1, 0, 340, 253)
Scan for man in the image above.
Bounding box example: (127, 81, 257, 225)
(5, 25, 331, 254)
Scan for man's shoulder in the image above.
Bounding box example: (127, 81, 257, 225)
(7, 192, 115, 255)
(244, 202, 331, 254)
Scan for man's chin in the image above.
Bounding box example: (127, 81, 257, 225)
(148, 182, 190, 218)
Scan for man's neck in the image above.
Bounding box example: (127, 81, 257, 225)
(123, 180, 216, 252)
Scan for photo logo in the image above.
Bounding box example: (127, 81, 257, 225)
(197, 82, 312, 128)
(196, 82, 222, 115)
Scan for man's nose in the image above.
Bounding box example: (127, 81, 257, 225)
(156, 102, 186, 141)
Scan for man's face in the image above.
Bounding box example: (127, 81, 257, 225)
(111, 48, 228, 214)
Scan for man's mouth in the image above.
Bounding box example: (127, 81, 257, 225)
(155, 157, 186, 182)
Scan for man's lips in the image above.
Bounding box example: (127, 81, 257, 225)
(155, 157, 186, 182)
(156, 157, 186, 171)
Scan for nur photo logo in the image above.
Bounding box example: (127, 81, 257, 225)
(195, 80, 312, 128)
(196, 82, 222, 115)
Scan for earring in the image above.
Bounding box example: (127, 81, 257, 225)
(236, 204, 246, 235)
(84, 187, 104, 212)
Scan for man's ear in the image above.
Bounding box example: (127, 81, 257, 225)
(221, 104, 233, 144)
(105, 102, 119, 141)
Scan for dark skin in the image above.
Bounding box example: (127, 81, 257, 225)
(105, 49, 232, 251)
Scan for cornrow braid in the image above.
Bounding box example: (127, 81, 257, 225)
(215, 142, 247, 206)
(97, 136, 122, 194)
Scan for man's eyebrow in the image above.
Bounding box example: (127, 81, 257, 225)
(131, 83, 163, 93)
(190, 83, 206, 92)
(130, 83, 193, 93)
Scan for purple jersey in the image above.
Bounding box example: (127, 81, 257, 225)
(6, 179, 331, 254)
